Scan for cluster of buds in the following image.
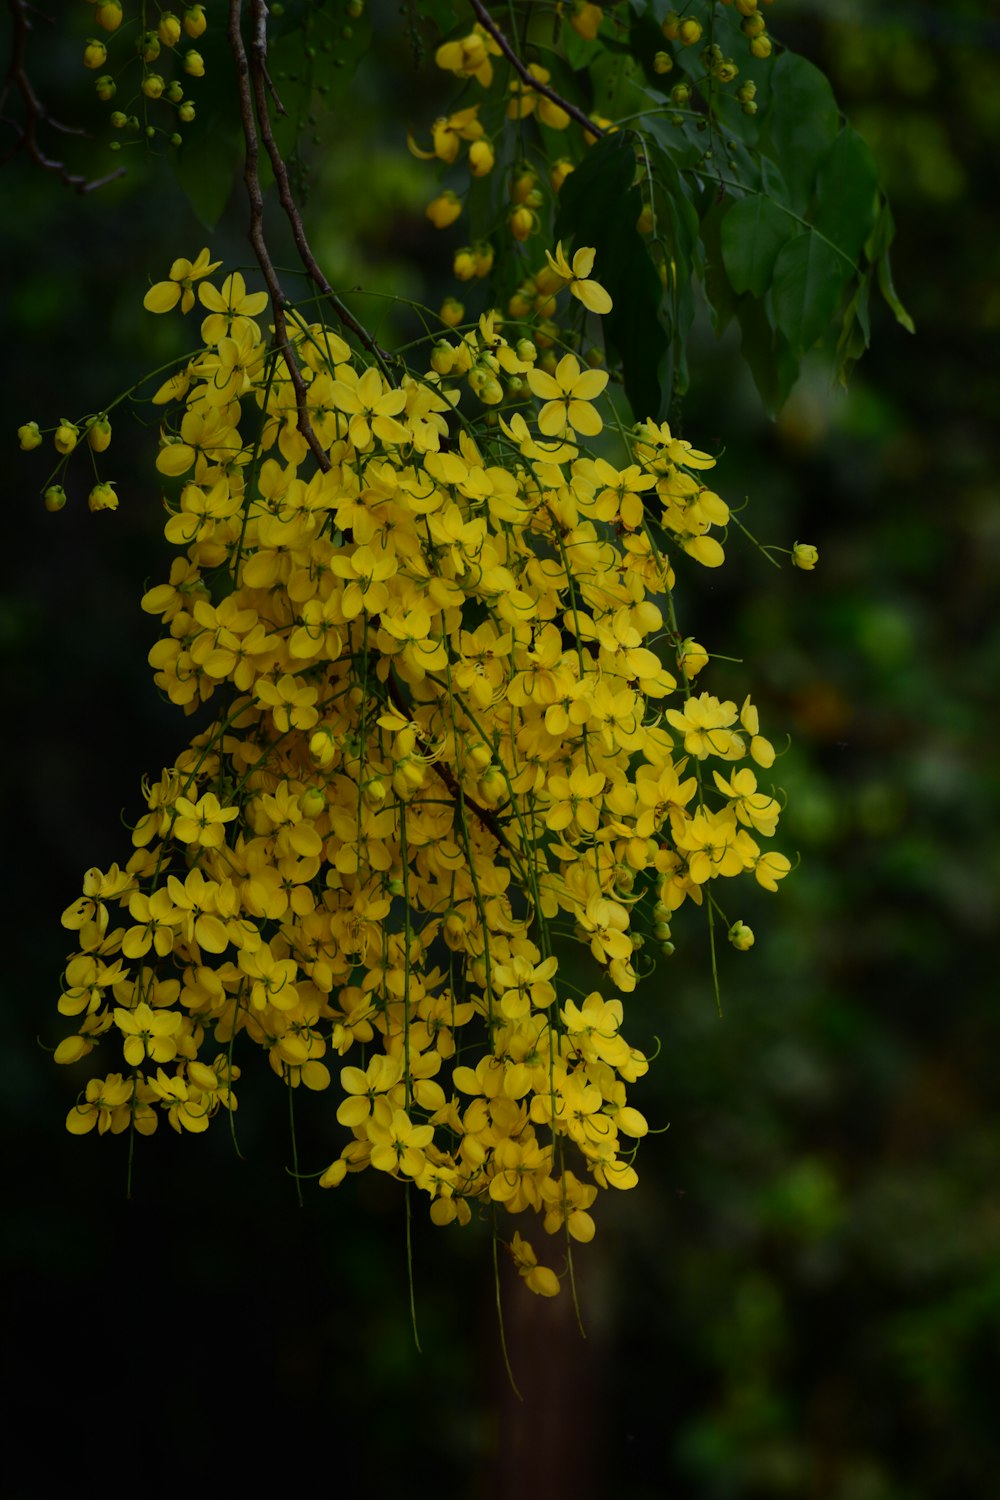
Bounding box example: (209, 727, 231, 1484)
(82, 1, 207, 148)
(20, 415, 117, 512)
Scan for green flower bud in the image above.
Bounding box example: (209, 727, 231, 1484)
(728, 920, 755, 952)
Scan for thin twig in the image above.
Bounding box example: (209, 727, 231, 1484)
(229, 0, 330, 471)
(0, 0, 125, 191)
(385, 669, 517, 857)
(468, 0, 604, 140)
(247, 0, 394, 380)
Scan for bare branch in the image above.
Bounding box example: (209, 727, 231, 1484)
(229, 0, 331, 472)
(247, 0, 394, 380)
(467, 0, 605, 141)
(0, 0, 126, 192)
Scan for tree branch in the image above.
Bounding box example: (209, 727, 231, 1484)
(247, 0, 394, 382)
(0, 0, 125, 192)
(229, 0, 331, 472)
(467, 0, 605, 141)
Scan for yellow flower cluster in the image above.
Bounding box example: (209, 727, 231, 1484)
(55, 253, 790, 1294)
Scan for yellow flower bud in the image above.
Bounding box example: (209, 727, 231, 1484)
(749, 35, 772, 58)
(183, 4, 207, 38)
(88, 481, 119, 512)
(142, 73, 166, 99)
(83, 39, 108, 69)
(679, 18, 703, 44)
(791, 542, 818, 571)
(430, 341, 456, 375)
(141, 31, 161, 62)
(508, 205, 536, 242)
(661, 11, 681, 41)
(18, 421, 42, 451)
(741, 12, 766, 38)
(472, 241, 494, 277)
(440, 297, 464, 328)
(309, 729, 337, 767)
(54, 421, 79, 456)
(43, 485, 67, 512)
(653, 51, 674, 75)
(299, 787, 327, 818)
(468, 139, 495, 176)
(95, 74, 116, 100)
(426, 190, 462, 229)
(95, 1, 123, 32)
(178, 101, 196, 122)
(158, 11, 182, 46)
(87, 417, 113, 452)
(453, 247, 477, 282)
(183, 48, 206, 76)
(510, 168, 537, 204)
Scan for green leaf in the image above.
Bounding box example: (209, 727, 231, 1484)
(555, 132, 670, 421)
(561, 19, 603, 72)
(699, 199, 738, 338)
(771, 232, 848, 357)
(736, 295, 798, 417)
(588, 49, 647, 121)
(721, 194, 797, 298)
(835, 275, 872, 387)
(866, 201, 915, 335)
(814, 127, 880, 265)
(174, 120, 241, 230)
(760, 52, 840, 213)
(413, 0, 459, 36)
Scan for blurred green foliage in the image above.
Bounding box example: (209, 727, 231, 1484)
(2, 1, 998, 1495)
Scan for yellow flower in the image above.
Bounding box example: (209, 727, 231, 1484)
(792, 541, 819, 570)
(143, 248, 222, 315)
(545, 241, 613, 315)
(434, 27, 500, 88)
(526, 352, 608, 438)
(114, 1002, 183, 1067)
(198, 271, 269, 344)
(66, 1074, 132, 1135)
(509, 1232, 560, 1296)
(172, 792, 239, 848)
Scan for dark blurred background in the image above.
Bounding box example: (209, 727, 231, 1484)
(2, 2, 998, 1495)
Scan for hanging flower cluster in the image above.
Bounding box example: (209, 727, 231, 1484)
(52, 249, 791, 1295)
